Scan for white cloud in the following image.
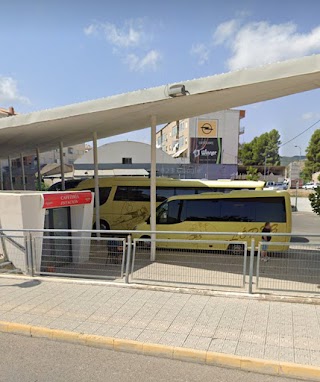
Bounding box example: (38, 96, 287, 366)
(213, 19, 239, 45)
(213, 20, 320, 71)
(125, 50, 161, 72)
(0, 76, 30, 104)
(83, 24, 98, 36)
(302, 112, 320, 120)
(84, 19, 161, 71)
(190, 43, 210, 65)
(84, 20, 144, 48)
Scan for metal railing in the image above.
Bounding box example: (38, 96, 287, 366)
(0, 228, 319, 297)
(131, 238, 248, 291)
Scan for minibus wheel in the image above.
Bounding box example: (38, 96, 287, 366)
(228, 243, 245, 256)
(137, 235, 151, 249)
(92, 220, 110, 237)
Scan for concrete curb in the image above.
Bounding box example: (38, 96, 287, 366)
(1, 321, 319, 381)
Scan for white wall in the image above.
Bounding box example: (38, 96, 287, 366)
(75, 141, 178, 165)
(70, 198, 94, 263)
(0, 191, 94, 273)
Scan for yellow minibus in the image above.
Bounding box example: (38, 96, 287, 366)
(133, 190, 292, 253)
(72, 177, 266, 231)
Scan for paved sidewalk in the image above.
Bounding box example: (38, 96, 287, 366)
(0, 275, 320, 369)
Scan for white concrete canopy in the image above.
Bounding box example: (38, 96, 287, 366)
(1, 54, 320, 160)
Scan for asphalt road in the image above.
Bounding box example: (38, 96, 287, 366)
(0, 333, 300, 382)
(292, 211, 320, 235)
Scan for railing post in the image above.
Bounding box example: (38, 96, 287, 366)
(248, 238, 255, 294)
(125, 234, 132, 283)
(25, 231, 34, 277)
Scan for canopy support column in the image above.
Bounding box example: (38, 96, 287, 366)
(20, 153, 26, 191)
(59, 142, 65, 191)
(8, 156, 13, 190)
(150, 115, 157, 261)
(93, 132, 100, 235)
(36, 148, 41, 191)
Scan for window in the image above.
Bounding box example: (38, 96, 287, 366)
(179, 197, 286, 223)
(182, 200, 219, 221)
(179, 136, 184, 147)
(68, 148, 74, 154)
(114, 186, 150, 201)
(89, 187, 111, 206)
(172, 126, 177, 137)
(122, 158, 132, 164)
(156, 200, 181, 224)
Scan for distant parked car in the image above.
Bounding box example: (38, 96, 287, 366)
(264, 181, 288, 190)
(302, 182, 317, 190)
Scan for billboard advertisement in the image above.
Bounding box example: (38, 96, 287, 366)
(190, 137, 222, 164)
(197, 119, 217, 137)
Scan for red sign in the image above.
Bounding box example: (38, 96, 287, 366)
(43, 191, 92, 209)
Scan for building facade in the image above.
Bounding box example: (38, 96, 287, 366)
(156, 109, 245, 179)
(2, 143, 90, 190)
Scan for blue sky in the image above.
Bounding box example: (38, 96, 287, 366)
(1, 0, 320, 157)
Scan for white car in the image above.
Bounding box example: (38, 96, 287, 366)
(302, 182, 317, 190)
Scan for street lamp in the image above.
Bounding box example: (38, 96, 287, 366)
(263, 155, 269, 180)
(294, 145, 302, 211)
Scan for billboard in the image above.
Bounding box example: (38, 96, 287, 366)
(190, 137, 222, 164)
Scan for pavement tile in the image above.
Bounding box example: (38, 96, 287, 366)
(157, 332, 188, 347)
(221, 340, 238, 354)
(137, 329, 164, 343)
(279, 347, 295, 363)
(114, 327, 143, 340)
(235, 341, 251, 357)
(0, 276, 320, 368)
(95, 324, 121, 337)
(208, 338, 224, 352)
(294, 348, 311, 365)
(264, 345, 280, 361)
(182, 335, 212, 351)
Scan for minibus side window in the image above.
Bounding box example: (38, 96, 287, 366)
(114, 186, 150, 201)
(156, 188, 175, 202)
(219, 197, 286, 222)
(182, 200, 219, 221)
(89, 187, 111, 206)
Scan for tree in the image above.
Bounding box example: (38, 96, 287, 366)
(309, 186, 320, 216)
(239, 129, 281, 166)
(301, 129, 320, 182)
(246, 166, 259, 181)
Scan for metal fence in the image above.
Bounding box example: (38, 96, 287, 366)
(256, 242, 320, 294)
(131, 238, 248, 291)
(0, 228, 319, 297)
(32, 235, 126, 281)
